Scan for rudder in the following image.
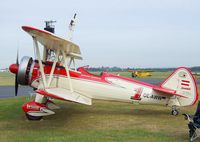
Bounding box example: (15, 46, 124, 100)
(160, 67, 198, 106)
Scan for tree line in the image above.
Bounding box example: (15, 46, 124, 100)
(88, 66, 200, 72)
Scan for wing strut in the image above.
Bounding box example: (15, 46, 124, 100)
(62, 51, 73, 92)
(72, 57, 76, 71)
(68, 57, 76, 71)
(33, 37, 47, 88)
(47, 49, 59, 87)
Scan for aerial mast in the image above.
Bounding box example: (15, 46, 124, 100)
(68, 13, 77, 41)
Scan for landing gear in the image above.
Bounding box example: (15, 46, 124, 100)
(25, 113, 43, 121)
(171, 110, 179, 116)
(171, 105, 179, 116)
(189, 129, 195, 138)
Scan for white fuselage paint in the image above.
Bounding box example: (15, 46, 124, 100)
(31, 75, 170, 105)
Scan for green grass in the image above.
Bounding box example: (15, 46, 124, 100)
(92, 71, 171, 79)
(0, 72, 14, 86)
(111, 71, 171, 79)
(195, 74, 200, 79)
(0, 84, 200, 142)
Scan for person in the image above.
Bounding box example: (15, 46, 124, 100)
(188, 101, 200, 138)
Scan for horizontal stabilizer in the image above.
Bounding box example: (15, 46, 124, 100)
(153, 86, 188, 98)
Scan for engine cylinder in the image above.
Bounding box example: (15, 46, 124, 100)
(17, 56, 33, 85)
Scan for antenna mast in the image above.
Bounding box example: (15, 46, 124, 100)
(68, 13, 77, 41)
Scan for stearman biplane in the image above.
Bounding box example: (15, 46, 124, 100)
(9, 15, 198, 120)
(127, 70, 153, 78)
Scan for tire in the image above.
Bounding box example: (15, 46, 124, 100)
(25, 113, 43, 121)
(171, 110, 179, 116)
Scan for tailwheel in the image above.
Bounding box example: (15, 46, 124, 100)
(25, 113, 43, 121)
(171, 110, 179, 116)
(171, 105, 179, 116)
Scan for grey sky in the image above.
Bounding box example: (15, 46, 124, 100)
(0, 0, 200, 68)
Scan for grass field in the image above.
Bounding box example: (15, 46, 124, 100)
(0, 85, 199, 142)
(111, 71, 171, 79)
(0, 72, 14, 86)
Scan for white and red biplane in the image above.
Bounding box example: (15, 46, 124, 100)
(9, 24, 198, 120)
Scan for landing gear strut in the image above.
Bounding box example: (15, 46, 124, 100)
(25, 113, 43, 121)
(171, 105, 179, 116)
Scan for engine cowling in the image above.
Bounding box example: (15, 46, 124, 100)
(9, 56, 33, 85)
(17, 56, 33, 85)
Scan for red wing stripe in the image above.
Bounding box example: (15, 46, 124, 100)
(182, 80, 190, 83)
(181, 83, 190, 86)
(22, 26, 52, 35)
(36, 89, 65, 101)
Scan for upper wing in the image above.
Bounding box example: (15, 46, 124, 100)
(36, 88, 92, 105)
(22, 26, 82, 59)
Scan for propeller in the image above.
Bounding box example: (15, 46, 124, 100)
(15, 51, 19, 96)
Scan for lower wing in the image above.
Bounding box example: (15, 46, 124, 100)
(36, 88, 92, 105)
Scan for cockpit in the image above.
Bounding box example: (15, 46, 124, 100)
(77, 66, 104, 77)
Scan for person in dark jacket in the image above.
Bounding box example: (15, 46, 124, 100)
(188, 101, 200, 137)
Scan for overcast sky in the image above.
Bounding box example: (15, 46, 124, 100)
(0, 0, 200, 68)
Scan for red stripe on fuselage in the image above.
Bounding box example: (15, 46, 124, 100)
(182, 80, 190, 83)
(181, 83, 190, 86)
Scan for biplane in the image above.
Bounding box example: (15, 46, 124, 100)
(127, 70, 153, 78)
(9, 18, 198, 120)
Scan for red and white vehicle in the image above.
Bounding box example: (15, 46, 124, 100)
(9, 21, 198, 120)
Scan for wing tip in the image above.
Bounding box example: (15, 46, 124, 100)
(21, 25, 52, 35)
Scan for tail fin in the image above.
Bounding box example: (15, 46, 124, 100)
(160, 67, 198, 106)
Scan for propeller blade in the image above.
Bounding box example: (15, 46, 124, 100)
(16, 50, 19, 65)
(15, 51, 19, 96)
(15, 74, 18, 96)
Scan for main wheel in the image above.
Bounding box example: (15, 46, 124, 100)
(25, 113, 43, 121)
(171, 110, 179, 116)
